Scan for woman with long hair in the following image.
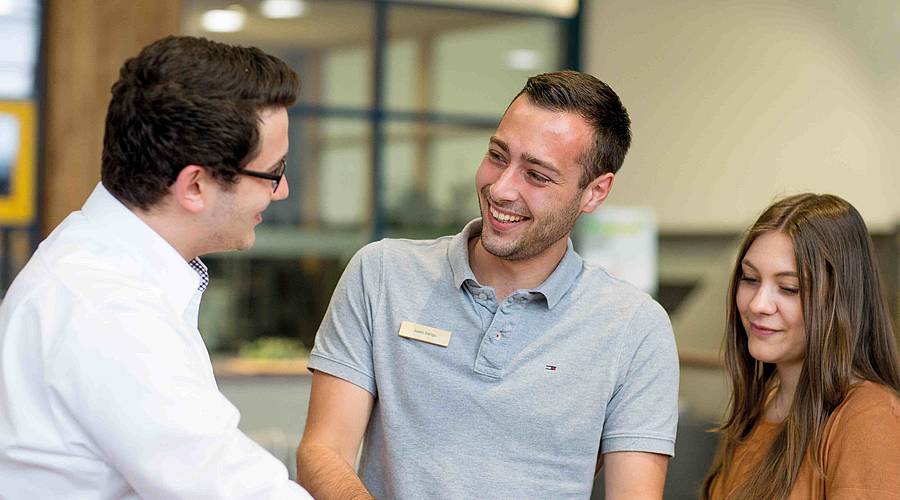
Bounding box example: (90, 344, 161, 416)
(702, 193, 900, 499)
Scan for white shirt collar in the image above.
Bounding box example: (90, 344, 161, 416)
(80, 183, 206, 314)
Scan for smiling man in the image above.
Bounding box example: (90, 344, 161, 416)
(297, 71, 679, 499)
(0, 36, 312, 499)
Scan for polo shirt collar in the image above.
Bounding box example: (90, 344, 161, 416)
(81, 183, 205, 315)
(449, 219, 482, 289)
(448, 218, 583, 309)
(537, 238, 583, 309)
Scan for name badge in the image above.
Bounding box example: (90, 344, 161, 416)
(398, 321, 452, 347)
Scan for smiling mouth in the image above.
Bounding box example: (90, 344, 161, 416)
(489, 205, 528, 223)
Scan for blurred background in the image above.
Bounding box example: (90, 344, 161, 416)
(2, 0, 898, 498)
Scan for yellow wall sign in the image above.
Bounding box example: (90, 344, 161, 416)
(0, 101, 36, 225)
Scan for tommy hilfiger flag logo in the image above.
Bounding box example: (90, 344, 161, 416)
(545, 365, 557, 371)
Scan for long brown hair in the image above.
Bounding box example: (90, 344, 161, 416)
(702, 193, 900, 499)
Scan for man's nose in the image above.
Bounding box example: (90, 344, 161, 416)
(489, 165, 520, 203)
(273, 176, 289, 200)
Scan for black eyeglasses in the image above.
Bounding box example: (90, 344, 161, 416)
(240, 158, 286, 192)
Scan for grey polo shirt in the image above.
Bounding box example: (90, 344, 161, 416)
(308, 219, 679, 499)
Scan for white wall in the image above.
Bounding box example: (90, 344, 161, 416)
(586, 0, 899, 232)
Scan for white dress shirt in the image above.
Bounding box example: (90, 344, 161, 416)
(0, 183, 312, 499)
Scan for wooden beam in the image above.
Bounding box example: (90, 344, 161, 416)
(42, 0, 181, 235)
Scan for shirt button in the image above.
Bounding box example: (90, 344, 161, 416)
(494, 331, 502, 340)
(477, 292, 487, 300)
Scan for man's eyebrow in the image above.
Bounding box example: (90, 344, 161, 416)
(489, 136, 509, 153)
(521, 152, 561, 176)
(489, 136, 561, 176)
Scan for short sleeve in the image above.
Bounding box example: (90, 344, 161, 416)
(824, 386, 900, 499)
(600, 297, 679, 457)
(307, 242, 383, 396)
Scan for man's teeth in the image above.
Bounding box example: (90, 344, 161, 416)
(490, 207, 524, 223)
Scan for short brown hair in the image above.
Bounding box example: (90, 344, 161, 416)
(515, 70, 631, 187)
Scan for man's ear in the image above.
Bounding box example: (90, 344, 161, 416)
(580, 172, 614, 214)
(171, 165, 208, 213)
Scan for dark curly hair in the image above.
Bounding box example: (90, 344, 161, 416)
(515, 70, 631, 188)
(101, 36, 300, 210)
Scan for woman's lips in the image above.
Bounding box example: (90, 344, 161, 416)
(749, 322, 780, 336)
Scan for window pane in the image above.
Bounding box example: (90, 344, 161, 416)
(199, 255, 347, 352)
(408, 0, 578, 18)
(317, 117, 370, 228)
(383, 121, 489, 234)
(321, 45, 371, 107)
(386, 5, 563, 115)
(431, 18, 561, 115)
(0, 0, 40, 99)
(183, 0, 374, 108)
(385, 39, 419, 111)
(264, 115, 371, 228)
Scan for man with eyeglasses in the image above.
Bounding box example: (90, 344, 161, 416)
(0, 36, 312, 499)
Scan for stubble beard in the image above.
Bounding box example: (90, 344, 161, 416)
(477, 185, 582, 261)
(208, 189, 256, 253)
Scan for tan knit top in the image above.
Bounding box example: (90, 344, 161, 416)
(710, 381, 900, 499)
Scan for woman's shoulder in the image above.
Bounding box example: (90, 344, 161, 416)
(817, 384, 900, 496)
(843, 380, 899, 407)
(829, 381, 900, 429)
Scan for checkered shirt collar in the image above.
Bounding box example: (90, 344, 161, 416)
(187, 258, 209, 293)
